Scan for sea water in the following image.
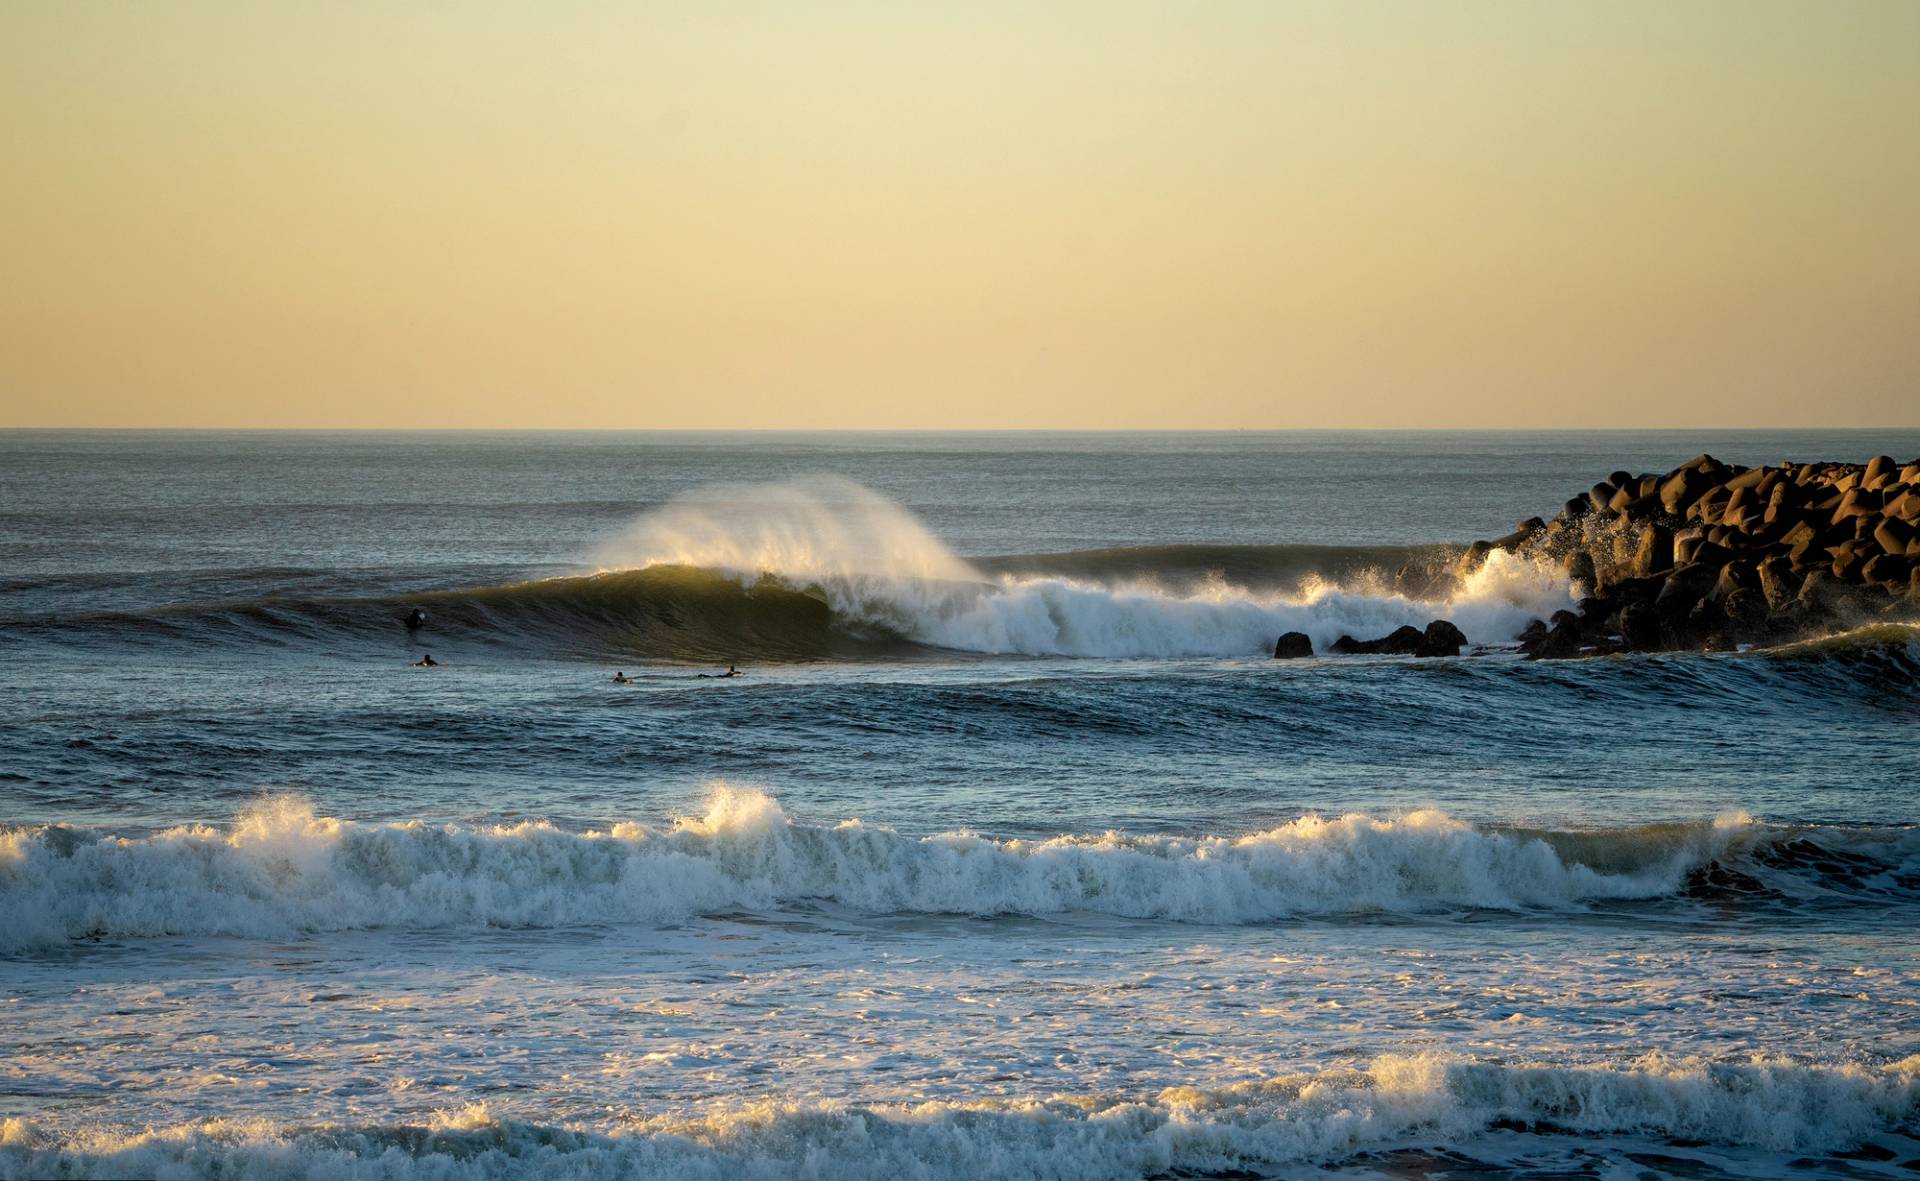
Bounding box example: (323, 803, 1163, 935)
(1, 430, 1917, 1179)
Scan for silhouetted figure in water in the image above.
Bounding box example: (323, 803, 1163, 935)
(414, 653, 439, 667)
(404, 608, 427, 631)
(612, 671, 632, 684)
(698, 665, 744, 679)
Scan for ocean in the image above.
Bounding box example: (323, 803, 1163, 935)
(2, 429, 1917, 1180)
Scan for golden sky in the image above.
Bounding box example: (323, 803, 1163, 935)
(2, 1, 1915, 428)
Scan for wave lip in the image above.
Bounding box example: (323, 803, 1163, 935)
(4, 1053, 1916, 1179)
(5, 791, 1912, 952)
(583, 475, 1575, 659)
(20, 477, 1920, 666)
(11, 478, 1579, 660)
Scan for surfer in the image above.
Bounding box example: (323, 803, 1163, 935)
(414, 653, 439, 667)
(698, 665, 745, 679)
(403, 608, 427, 631)
(612, 671, 631, 684)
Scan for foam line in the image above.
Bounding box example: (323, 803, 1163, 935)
(8, 789, 1911, 951)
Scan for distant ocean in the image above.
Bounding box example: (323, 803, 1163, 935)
(3, 429, 1918, 1180)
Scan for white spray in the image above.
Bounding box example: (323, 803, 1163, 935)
(593, 476, 1575, 657)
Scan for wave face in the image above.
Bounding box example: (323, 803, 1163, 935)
(14, 477, 1918, 671)
(10, 477, 1574, 661)
(5, 790, 1914, 952)
(589, 476, 1574, 658)
(5, 1054, 1916, 1179)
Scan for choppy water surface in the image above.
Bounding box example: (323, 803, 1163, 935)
(2, 430, 1917, 1180)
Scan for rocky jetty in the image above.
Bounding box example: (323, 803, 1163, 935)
(1436, 453, 1920, 658)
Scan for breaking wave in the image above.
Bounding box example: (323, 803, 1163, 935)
(4, 790, 1914, 952)
(586, 476, 1569, 657)
(4, 1053, 1916, 1179)
(10, 477, 1572, 661)
(15, 480, 1918, 671)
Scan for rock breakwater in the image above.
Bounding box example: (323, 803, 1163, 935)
(1452, 454, 1920, 657)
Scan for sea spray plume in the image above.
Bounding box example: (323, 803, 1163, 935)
(592, 477, 1576, 656)
(594, 475, 982, 588)
(16, 482, 1579, 659)
(592, 474, 1014, 648)
(10, 788, 1905, 952)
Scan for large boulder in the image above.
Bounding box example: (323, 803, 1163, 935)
(1272, 632, 1313, 659)
(1653, 562, 1718, 624)
(1659, 468, 1708, 513)
(1875, 518, 1916, 558)
(1618, 602, 1660, 649)
(1862, 553, 1911, 588)
(1489, 525, 1538, 552)
(1683, 597, 1731, 649)
(1523, 620, 1585, 660)
(1454, 540, 1495, 581)
(1376, 625, 1428, 654)
(1795, 569, 1838, 615)
(1713, 559, 1757, 600)
(1566, 550, 1598, 594)
(1418, 620, 1467, 657)
(1830, 541, 1868, 582)
(1628, 525, 1675, 578)
(1721, 587, 1768, 632)
(1755, 555, 1799, 610)
(1674, 535, 1732, 568)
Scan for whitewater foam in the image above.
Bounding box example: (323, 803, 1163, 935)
(0, 789, 1819, 952)
(593, 477, 1574, 657)
(4, 1053, 1914, 1180)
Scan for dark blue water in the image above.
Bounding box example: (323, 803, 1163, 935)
(2, 430, 1917, 1180)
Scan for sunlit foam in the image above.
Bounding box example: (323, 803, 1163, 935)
(594, 477, 1577, 657)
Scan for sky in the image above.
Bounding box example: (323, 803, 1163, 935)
(1, 1, 1916, 429)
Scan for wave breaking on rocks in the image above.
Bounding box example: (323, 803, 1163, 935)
(1327, 454, 1920, 660)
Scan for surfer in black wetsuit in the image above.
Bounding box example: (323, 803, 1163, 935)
(414, 653, 439, 667)
(697, 665, 744, 679)
(612, 671, 631, 684)
(404, 608, 427, 631)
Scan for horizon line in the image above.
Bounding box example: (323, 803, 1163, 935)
(4, 425, 1920, 436)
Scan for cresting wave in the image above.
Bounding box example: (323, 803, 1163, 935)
(5, 477, 1578, 660)
(4, 790, 1914, 951)
(588, 476, 1573, 658)
(4, 1053, 1916, 1179)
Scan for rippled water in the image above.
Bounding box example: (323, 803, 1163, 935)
(2, 430, 1917, 1179)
